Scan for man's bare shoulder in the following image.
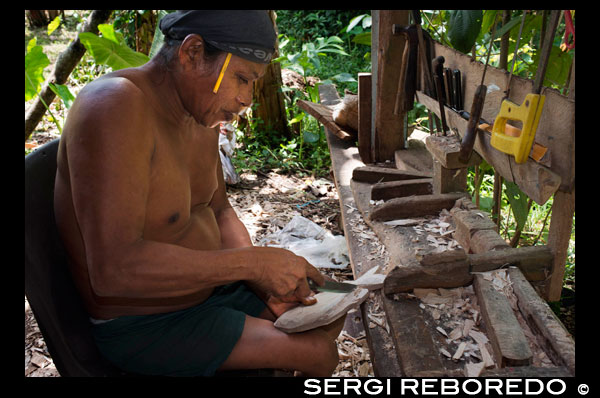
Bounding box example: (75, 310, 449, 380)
(75, 70, 148, 113)
(62, 69, 157, 160)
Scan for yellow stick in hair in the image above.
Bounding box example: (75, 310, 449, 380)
(213, 52, 232, 94)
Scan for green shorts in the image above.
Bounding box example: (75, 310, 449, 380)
(91, 282, 267, 376)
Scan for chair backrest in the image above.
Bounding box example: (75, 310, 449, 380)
(25, 139, 124, 376)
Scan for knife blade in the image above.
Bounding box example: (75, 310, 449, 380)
(308, 278, 357, 294)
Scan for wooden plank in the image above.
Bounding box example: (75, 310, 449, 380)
(508, 267, 575, 375)
(382, 294, 448, 376)
(546, 189, 575, 302)
(473, 274, 533, 367)
(452, 209, 499, 253)
(372, 10, 409, 161)
(395, 137, 434, 174)
(369, 192, 468, 222)
(433, 160, 468, 194)
(416, 90, 561, 205)
(360, 296, 403, 377)
(428, 40, 574, 193)
(426, 134, 482, 169)
(297, 100, 354, 141)
(371, 178, 432, 201)
(469, 229, 510, 253)
(352, 165, 431, 183)
(319, 84, 404, 375)
(358, 73, 372, 163)
(469, 246, 553, 282)
(383, 255, 472, 294)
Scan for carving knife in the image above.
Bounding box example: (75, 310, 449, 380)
(308, 278, 357, 293)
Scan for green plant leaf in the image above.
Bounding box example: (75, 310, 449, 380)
(448, 10, 483, 53)
(290, 112, 305, 124)
(48, 83, 75, 109)
(47, 16, 61, 36)
(97, 23, 125, 45)
(303, 130, 320, 143)
(346, 14, 367, 33)
(331, 73, 356, 83)
(25, 44, 50, 101)
(149, 10, 169, 59)
(352, 32, 372, 46)
(504, 181, 529, 229)
(79, 32, 149, 70)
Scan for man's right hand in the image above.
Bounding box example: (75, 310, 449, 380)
(251, 247, 324, 305)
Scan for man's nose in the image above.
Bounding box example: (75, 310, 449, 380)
(237, 86, 253, 109)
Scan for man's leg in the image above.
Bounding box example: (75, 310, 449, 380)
(218, 315, 342, 377)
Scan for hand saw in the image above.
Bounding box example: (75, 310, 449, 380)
(491, 10, 560, 164)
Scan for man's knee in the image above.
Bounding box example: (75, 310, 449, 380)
(309, 329, 340, 375)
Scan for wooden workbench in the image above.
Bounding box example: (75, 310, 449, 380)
(317, 84, 574, 377)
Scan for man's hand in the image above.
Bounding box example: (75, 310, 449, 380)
(251, 247, 324, 305)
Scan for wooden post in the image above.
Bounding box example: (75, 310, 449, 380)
(371, 10, 410, 162)
(545, 52, 575, 303)
(358, 73, 373, 163)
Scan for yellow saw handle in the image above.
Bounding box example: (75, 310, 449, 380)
(490, 93, 545, 164)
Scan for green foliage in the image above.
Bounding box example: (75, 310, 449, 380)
(447, 10, 483, 53)
(25, 38, 50, 101)
(79, 24, 149, 70)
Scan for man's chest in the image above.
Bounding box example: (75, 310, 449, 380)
(145, 128, 220, 228)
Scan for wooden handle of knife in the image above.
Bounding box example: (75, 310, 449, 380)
(459, 85, 487, 163)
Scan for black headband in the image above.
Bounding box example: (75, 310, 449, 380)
(159, 10, 276, 64)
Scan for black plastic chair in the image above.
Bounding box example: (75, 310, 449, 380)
(25, 139, 125, 376)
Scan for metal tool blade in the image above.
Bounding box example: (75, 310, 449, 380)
(308, 278, 356, 293)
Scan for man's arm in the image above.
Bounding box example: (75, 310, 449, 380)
(64, 78, 322, 306)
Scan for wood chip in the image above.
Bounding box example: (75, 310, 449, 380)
(453, 342, 467, 360)
(449, 326, 463, 341)
(436, 326, 448, 337)
(465, 361, 485, 377)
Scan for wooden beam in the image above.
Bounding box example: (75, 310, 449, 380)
(371, 178, 432, 201)
(473, 274, 533, 367)
(352, 165, 431, 183)
(508, 267, 575, 375)
(469, 245, 553, 282)
(297, 100, 354, 141)
(372, 10, 409, 161)
(358, 72, 373, 163)
(369, 192, 468, 222)
(545, 189, 575, 302)
(416, 90, 561, 205)
(425, 40, 574, 193)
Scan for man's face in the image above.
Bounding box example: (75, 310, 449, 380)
(176, 37, 268, 129)
(199, 54, 267, 128)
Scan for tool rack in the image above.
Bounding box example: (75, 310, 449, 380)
(299, 11, 574, 377)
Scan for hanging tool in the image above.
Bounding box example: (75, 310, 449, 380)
(491, 10, 560, 164)
(443, 67, 454, 108)
(432, 56, 449, 135)
(561, 10, 575, 51)
(392, 24, 419, 114)
(453, 69, 463, 110)
(458, 16, 499, 164)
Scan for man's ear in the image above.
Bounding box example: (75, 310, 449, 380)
(178, 34, 205, 67)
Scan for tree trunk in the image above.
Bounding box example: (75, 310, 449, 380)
(25, 10, 113, 141)
(252, 11, 290, 138)
(27, 10, 49, 28)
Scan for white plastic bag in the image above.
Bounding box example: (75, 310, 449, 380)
(260, 215, 349, 269)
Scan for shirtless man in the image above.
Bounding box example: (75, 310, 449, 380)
(53, 10, 343, 377)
